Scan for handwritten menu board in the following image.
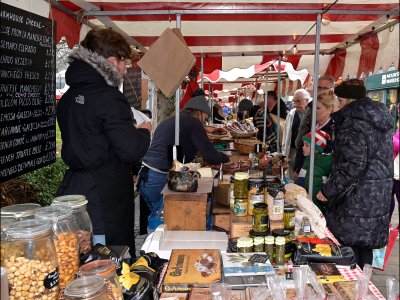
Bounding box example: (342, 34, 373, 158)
(0, 3, 56, 182)
(123, 64, 142, 110)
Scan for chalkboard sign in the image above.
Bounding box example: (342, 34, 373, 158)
(123, 64, 142, 110)
(0, 3, 56, 182)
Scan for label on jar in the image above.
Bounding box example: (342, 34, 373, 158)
(289, 216, 295, 226)
(233, 202, 247, 216)
(273, 198, 284, 214)
(44, 267, 59, 289)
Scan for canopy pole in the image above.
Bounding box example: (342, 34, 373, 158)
(276, 55, 282, 153)
(200, 54, 204, 90)
(309, 13, 322, 195)
(209, 83, 213, 124)
(174, 13, 182, 155)
(263, 70, 269, 145)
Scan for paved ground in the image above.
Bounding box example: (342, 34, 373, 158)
(133, 194, 399, 299)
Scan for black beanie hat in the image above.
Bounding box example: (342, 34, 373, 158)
(334, 81, 366, 99)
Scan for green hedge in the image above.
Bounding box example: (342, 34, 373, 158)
(20, 157, 67, 206)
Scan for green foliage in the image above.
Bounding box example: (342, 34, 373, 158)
(20, 157, 67, 206)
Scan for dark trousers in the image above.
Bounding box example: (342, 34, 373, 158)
(352, 246, 373, 269)
(389, 179, 400, 220)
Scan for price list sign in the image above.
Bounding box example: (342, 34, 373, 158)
(0, 3, 56, 182)
(123, 64, 142, 110)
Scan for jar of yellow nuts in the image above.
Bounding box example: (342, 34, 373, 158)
(2, 219, 60, 300)
(35, 205, 80, 289)
(78, 260, 123, 300)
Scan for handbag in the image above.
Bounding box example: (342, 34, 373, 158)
(372, 225, 399, 270)
(326, 147, 377, 209)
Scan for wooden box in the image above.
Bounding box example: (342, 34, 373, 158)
(163, 178, 213, 231)
(213, 201, 231, 231)
(230, 213, 253, 238)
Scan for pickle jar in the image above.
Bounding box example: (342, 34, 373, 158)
(283, 204, 296, 231)
(52, 195, 93, 254)
(253, 237, 264, 252)
(275, 236, 286, 265)
(247, 178, 265, 215)
(63, 276, 111, 300)
(233, 198, 247, 216)
(35, 205, 80, 289)
(252, 203, 269, 233)
(233, 172, 249, 199)
(264, 236, 275, 263)
(2, 219, 60, 300)
(78, 259, 123, 300)
(237, 237, 253, 253)
(1, 203, 41, 221)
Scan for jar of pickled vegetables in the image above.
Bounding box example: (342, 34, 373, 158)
(234, 172, 249, 199)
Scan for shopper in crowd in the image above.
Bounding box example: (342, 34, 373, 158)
(56, 28, 151, 257)
(212, 102, 226, 124)
(390, 128, 399, 220)
(266, 91, 288, 120)
(253, 100, 277, 152)
(296, 130, 332, 212)
(294, 75, 335, 176)
(237, 98, 253, 121)
(138, 95, 230, 218)
(282, 89, 310, 179)
(316, 79, 394, 268)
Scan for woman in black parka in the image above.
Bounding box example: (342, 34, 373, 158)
(56, 29, 151, 257)
(317, 79, 393, 268)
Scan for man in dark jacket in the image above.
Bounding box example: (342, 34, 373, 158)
(56, 28, 151, 257)
(266, 91, 288, 120)
(317, 79, 393, 268)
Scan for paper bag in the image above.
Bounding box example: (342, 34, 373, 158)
(137, 28, 196, 98)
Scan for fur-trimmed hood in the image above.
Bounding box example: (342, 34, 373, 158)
(67, 47, 122, 88)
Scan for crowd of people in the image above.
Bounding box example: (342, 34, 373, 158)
(56, 28, 398, 268)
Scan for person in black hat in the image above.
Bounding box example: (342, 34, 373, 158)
(316, 79, 394, 268)
(237, 98, 253, 121)
(138, 95, 230, 220)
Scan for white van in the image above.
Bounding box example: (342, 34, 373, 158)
(56, 70, 69, 100)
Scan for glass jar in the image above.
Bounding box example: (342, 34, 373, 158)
(1, 217, 18, 264)
(2, 219, 59, 300)
(252, 203, 269, 233)
(233, 172, 249, 199)
(78, 260, 123, 300)
(301, 217, 312, 234)
(283, 204, 296, 231)
(264, 236, 274, 263)
(237, 237, 253, 253)
(1, 203, 41, 220)
(272, 229, 294, 262)
(267, 183, 285, 221)
(35, 205, 80, 289)
(247, 178, 265, 215)
(63, 276, 111, 300)
(52, 195, 93, 254)
(233, 198, 247, 217)
(229, 176, 235, 211)
(253, 237, 264, 252)
(275, 236, 286, 265)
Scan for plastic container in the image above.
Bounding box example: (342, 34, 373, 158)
(252, 202, 269, 233)
(237, 237, 253, 253)
(78, 259, 123, 300)
(52, 195, 93, 254)
(233, 172, 249, 199)
(1, 203, 41, 220)
(35, 205, 80, 288)
(2, 219, 59, 300)
(63, 276, 111, 300)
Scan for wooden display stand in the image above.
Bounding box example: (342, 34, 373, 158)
(162, 178, 213, 231)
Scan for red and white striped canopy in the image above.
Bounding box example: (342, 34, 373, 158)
(10, 0, 399, 95)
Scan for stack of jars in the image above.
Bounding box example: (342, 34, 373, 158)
(34, 205, 80, 289)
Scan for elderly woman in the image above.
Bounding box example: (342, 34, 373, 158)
(282, 89, 310, 179)
(317, 79, 393, 268)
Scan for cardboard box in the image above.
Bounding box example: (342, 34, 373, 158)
(160, 293, 189, 300)
(161, 249, 222, 292)
(214, 214, 230, 231)
(230, 213, 253, 238)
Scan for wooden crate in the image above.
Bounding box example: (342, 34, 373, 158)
(163, 178, 213, 231)
(214, 214, 230, 231)
(230, 213, 253, 238)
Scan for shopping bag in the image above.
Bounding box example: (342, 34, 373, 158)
(372, 225, 399, 270)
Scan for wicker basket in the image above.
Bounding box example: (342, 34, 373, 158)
(229, 129, 258, 138)
(234, 139, 263, 155)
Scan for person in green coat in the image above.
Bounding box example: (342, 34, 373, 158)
(296, 130, 332, 212)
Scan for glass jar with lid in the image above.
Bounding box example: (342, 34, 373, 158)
(283, 204, 296, 231)
(264, 236, 275, 263)
(78, 260, 123, 300)
(275, 237, 286, 265)
(233, 172, 249, 199)
(1, 217, 18, 263)
(63, 276, 111, 300)
(237, 237, 253, 253)
(252, 202, 269, 233)
(2, 219, 60, 300)
(253, 237, 264, 252)
(52, 195, 93, 254)
(35, 205, 80, 289)
(247, 178, 265, 215)
(1, 203, 41, 221)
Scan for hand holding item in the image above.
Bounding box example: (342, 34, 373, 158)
(316, 191, 327, 202)
(138, 121, 152, 132)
